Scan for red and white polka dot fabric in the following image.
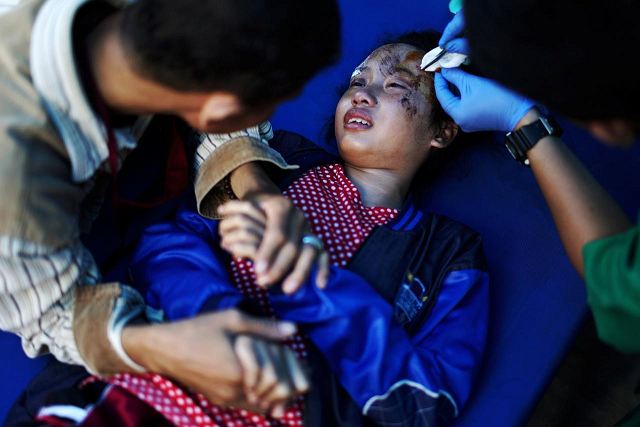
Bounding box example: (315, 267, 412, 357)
(93, 164, 398, 427)
(282, 164, 399, 267)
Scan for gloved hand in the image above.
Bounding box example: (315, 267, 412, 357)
(439, 10, 469, 55)
(435, 68, 536, 133)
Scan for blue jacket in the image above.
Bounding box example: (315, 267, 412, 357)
(130, 131, 489, 427)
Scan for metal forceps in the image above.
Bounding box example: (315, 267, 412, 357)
(420, 48, 448, 71)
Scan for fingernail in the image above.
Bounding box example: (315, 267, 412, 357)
(256, 275, 270, 287)
(271, 406, 285, 418)
(217, 205, 226, 214)
(255, 260, 268, 273)
(278, 322, 297, 335)
(247, 392, 257, 405)
(282, 280, 297, 294)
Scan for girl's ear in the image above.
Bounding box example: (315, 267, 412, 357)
(430, 120, 459, 149)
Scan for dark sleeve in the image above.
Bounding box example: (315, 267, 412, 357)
(129, 194, 246, 321)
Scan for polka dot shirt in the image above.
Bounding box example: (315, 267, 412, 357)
(91, 164, 399, 427)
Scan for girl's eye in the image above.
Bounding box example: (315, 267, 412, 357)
(350, 80, 365, 88)
(387, 82, 407, 89)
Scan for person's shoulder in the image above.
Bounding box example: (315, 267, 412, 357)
(0, 0, 44, 74)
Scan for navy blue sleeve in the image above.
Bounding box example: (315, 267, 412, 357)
(129, 194, 245, 321)
(365, 269, 490, 424)
(266, 265, 489, 425)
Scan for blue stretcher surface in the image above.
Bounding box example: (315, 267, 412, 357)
(3, 0, 640, 425)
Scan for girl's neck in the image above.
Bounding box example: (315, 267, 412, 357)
(342, 165, 413, 209)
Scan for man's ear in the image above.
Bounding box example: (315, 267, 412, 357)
(200, 92, 243, 123)
(430, 120, 459, 149)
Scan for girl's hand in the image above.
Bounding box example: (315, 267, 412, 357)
(234, 334, 310, 418)
(218, 199, 330, 294)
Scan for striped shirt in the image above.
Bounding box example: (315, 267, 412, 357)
(0, 0, 19, 15)
(0, 0, 272, 371)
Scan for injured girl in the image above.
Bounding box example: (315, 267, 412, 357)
(36, 31, 489, 427)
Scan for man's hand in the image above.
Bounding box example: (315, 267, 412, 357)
(234, 335, 309, 418)
(434, 68, 535, 133)
(224, 162, 330, 294)
(121, 310, 305, 413)
(218, 198, 330, 294)
(439, 9, 469, 55)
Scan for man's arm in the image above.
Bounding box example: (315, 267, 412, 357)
(127, 194, 310, 415)
(435, 69, 640, 350)
(520, 108, 633, 277)
(520, 109, 640, 352)
(121, 310, 302, 415)
(435, 70, 634, 277)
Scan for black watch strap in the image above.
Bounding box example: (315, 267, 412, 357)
(505, 115, 563, 166)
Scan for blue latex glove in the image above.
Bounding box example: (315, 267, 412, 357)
(439, 10, 469, 55)
(434, 68, 536, 133)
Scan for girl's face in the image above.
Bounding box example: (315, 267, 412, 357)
(335, 43, 439, 172)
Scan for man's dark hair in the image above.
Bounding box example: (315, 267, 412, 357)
(119, 0, 341, 104)
(465, 0, 640, 120)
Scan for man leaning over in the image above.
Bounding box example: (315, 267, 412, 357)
(0, 0, 339, 413)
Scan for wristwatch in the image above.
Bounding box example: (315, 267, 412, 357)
(505, 115, 563, 166)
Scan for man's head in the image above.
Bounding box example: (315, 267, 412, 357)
(465, 0, 640, 145)
(110, 0, 340, 132)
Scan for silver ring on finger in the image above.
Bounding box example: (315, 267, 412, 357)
(301, 235, 324, 252)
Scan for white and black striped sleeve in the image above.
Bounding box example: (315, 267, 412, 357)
(0, 235, 100, 365)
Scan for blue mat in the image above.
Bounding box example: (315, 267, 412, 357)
(0, 333, 50, 423)
(3, 1, 640, 425)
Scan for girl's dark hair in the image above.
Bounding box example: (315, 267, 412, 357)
(324, 30, 478, 187)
